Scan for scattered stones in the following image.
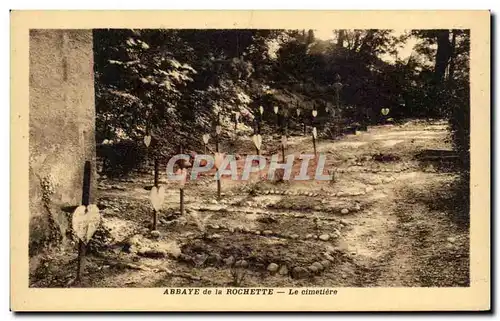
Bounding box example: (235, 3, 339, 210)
(292, 267, 309, 279)
(262, 230, 273, 236)
(224, 256, 236, 266)
(278, 265, 289, 275)
(340, 208, 349, 215)
(235, 260, 249, 268)
(308, 265, 319, 274)
(321, 260, 331, 268)
(312, 261, 324, 271)
(150, 230, 161, 238)
(324, 252, 335, 261)
(206, 253, 222, 265)
(319, 234, 330, 241)
(209, 233, 222, 240)
(267, 263, 279, 273)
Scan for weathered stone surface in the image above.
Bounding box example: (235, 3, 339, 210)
(235, 260, 249, 268)
(292, 267, 309, 279)
(29, 30, 96, 262)
(312, 261, 324, 271)
(262, 230, 273, 236)
(319, 234, 330, 241)
(150, 230, 161, 238)
(278, 265, 289, 275)
(267, 263, 279, 273)
(224, 256, 236, 266)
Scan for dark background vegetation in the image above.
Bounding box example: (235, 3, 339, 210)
(92, 29, 470, 185)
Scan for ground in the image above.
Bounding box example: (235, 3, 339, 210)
(30, 119, 470, 288)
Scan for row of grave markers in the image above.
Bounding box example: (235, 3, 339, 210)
(69, 105, 390, 283)
(142, 105, 391, 225)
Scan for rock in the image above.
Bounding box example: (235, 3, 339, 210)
(321, 260, 331, 268)
(319, 234, 330, 241)
(278, 265, 289, 275)
(308, 265, 319, 274)
(262, 230, 273, 236)
(228, 227, 235, 233)
(150, 230, 161, 238)
(313, 235, 318, 239)
(235, 260, 249, 268)
(255, 230, 261, 235)
(324, 252, 335, 261)
(209, 233, 222, 239)
(365, 186, 374, 193)
(340, 208, 349, 215)
(292, 267, 309, 279)
(194, 253, 208, 266)
(210, 224, 220, 229)
(209, 199, 218, 205)
(267, 263, 279, 273)
(224, 256, 236, 266)
(339, 219, 348, 225)
(159, 218, 167, 224)
(354, 204, 361, 211)
(290, 234, 299, 240)
(447, 237, 456, 243)
(312, 261, 324, 271)
(206, 254, 222, 265)
(305, 234, 313, 239)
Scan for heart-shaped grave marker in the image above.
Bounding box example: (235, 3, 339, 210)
(273, 106, 279, 114)
(215, 125, 222, 135)
(296, 108, 301, 116)
(259, 106, 264, 115)
(312, 110, 318, 118)
(72, 204, 101, 244)
(176, 168, 188, 189)
(144, 135, 152, 147)
(312, 127, 318, 139)
(202, 134, 210, 145)
(381, 108, 390, 116)
(252, 134, 263, 150)
(214, 152, 224, 170)
(149, 185, 165, 212)
(325, 107, 329, 113)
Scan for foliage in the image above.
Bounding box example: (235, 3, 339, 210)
(93, 28, 470, 178)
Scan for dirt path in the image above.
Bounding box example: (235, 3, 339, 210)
(30, 120, 469, 288)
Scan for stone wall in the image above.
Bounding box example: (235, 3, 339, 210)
(29, 29, 96, 258)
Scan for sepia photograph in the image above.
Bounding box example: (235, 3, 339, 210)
(11, 10, 490, 311)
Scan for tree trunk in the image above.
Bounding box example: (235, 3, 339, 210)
(434, 30, 452, 85)
(337, 30, 345, 48)
(447, 30, 457, 85)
